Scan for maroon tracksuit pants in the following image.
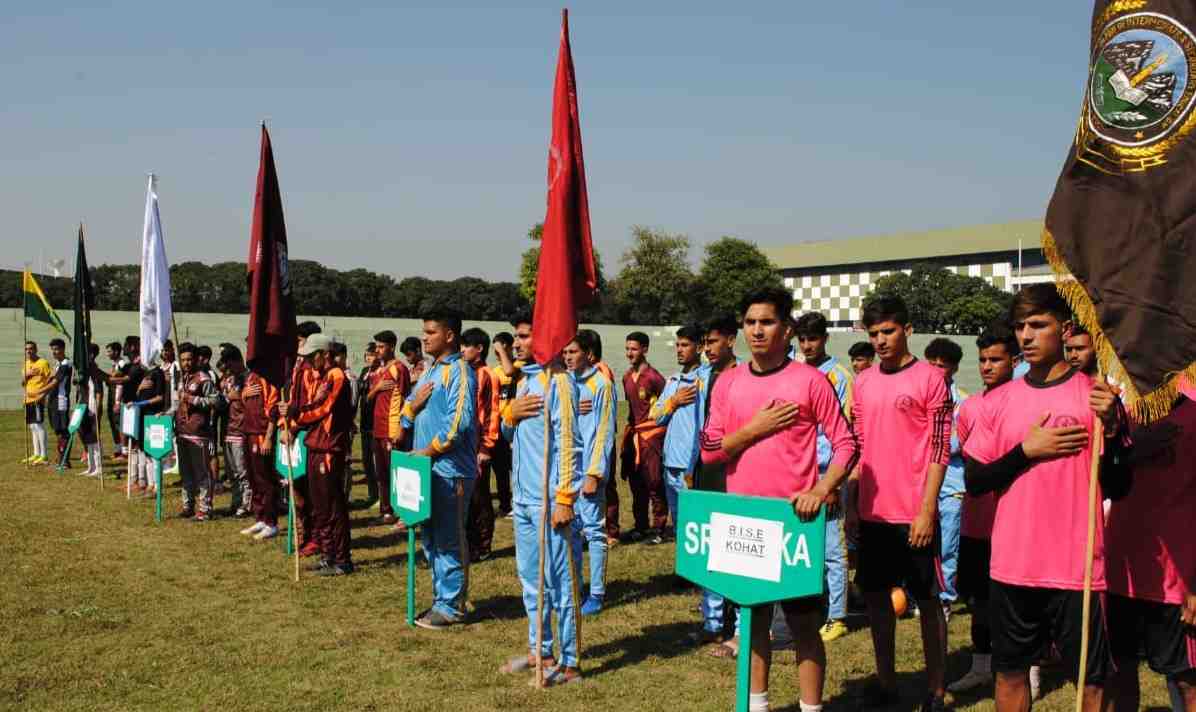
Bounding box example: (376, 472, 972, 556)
(310, 450, 351, 566)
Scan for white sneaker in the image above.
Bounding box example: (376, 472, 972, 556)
(164, 465, 179, 475)
(1029, 665, 1042, 700)
(254, 525, 279, 540)
(947, 668, 993, 692)
(241, 521, 267, 536)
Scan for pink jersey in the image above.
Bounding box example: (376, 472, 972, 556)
(963, 369, 1104, 591)
(1105, 397, 1196, 605)
(701, 360, 857, 499)
(957, 389, 996, 540)
(851, 358, 952, 524)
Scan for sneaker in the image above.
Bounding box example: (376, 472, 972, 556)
(580, 595, 603, 616)
(1029, 664, 1042, 700)
(31, 456, 47, 465)
(177, 508, 195, 519)
(193, 512, 210, 523)
(241, 521, 267, 536)
(472, 549, 492, 562)
(19, 455, 32, 464)
(164, 465, 179, 475)
(307, 558, 331, 572)
(299, 541, 321, 558)
(819, 619, 849, 642)
(919, 694, 947, 712)
(379, 513, 397, 526)
(606, 536, 620, 547)
(646, 532, 664, 545)
(253, 525, 279, 541)
(315, 562, 354, 577)
(414, 608, 458, 630)
(947, 668, 993, 693)
(626, 529, 646, 543)
(503, 510, 514, 520)
(942, 602, 952, 624)
(233, 508, 250, 518)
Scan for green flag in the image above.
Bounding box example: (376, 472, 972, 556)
(22, 269, 68, 337)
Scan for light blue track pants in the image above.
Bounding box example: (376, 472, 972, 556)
(577, 485, 608, 598)
(514, 503, 584, 667)
(423, 476, 474, 620)
(938, 492, 962, 605)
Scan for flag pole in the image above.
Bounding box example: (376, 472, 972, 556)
(281, 387, 300, 583)
(534, 385, 552, 689)
(1074, 417, 1103, 712)
(22, 278, 29, 468)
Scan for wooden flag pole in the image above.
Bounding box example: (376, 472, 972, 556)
(1074, 417, 1104, 712)
(22, 284, 29, 468)
(534, 387, 552, 689)
(280, 400, 300, 583)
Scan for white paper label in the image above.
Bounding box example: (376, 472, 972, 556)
(392, 466, 424, 513)
(147, 424, 167, 451)
(122, 405, 137, 434)
(279, 441, 302, 468)
(707, 512, 784, 583)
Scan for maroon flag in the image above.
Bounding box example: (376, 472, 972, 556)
(246, 124, 297, 388)
(531, 8, 598, 366)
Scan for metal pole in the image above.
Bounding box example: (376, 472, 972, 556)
(155, 457, 163, 523)
(735, 606, 753, 712)
(407, 525, 417, 626)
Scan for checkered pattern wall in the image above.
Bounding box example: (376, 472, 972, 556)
(784, 262, 1013, 326)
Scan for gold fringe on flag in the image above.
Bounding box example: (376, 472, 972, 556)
(1042, 228, 1196, 423)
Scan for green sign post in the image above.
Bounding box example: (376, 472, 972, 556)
(141, 415, 175, 524)
(275, 431, 307, 555)
(675, 490, 825, 712)
(391, 450, 432, 626)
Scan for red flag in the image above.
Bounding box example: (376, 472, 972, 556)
(531, 8, 597, 366)
(246, 124, 297, 388)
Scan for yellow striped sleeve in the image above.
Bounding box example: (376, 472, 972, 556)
(587, 380, 613, 478)
(430, 360, 469, 455)
(555, 373, 577, 506)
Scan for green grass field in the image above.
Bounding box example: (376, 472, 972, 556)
(3, 308, 986, 411)
(0, 411, 1170, 711)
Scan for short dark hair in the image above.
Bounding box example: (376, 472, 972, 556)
(25, 340, 37, 350)
(364, 341, 376, 353)
(738, 286, 794, 325)
(704, 314, 739, 338)
(400, 337, 422, 355)
(331, 341, 348, 357)
(178, 342, 197, 356)
(493, 332, 514, 349)
(1010, 284, 1070, 324)
(924, 337, 963, 366)
(163, 339, 174, 349)
(422, 310, 463, 339)
(848, 341, 875, 360)
(461, 327, 491, 360)
(373, 330, 397, 346)
(794, 312, 828, 338)
(297, 321, 322, 338)
(1069, 324, 1090, 338)
(49, 338, 65, 349)
(976, 321, 1020, 357)
(106, 342, 122, 353)
(510, 312, 533, 329)
(675, 324, 703, 343)
(196, 345, 212, 360)
(124, 335, 140, 350)
(219, 342, 244, 363)
(626, 331, 650, 348)
(861, 296, 909, 328)
(88, 343, 100, 358)
(576, 329, 602, 360)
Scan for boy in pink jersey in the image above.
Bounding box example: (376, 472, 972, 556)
(850, 296, 953, 712)
(963, 285, 1127, 712)
(1104, 393, 1196, 712)
(948, 321, 1020, 695)
(701, 287, 857, 712)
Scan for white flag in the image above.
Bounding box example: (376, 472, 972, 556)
(139, 174, 172, 366)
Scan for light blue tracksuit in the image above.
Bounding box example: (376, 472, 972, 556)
(939, 381, 967, 606)
(573, 366, 616, 599)
(402, 351, 477, 620)
(817, 356, 855, 622)
(502, 364, 584, 667)
(651, 363, 709, 528)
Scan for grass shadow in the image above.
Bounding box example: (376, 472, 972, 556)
(582, 621, 697, 677)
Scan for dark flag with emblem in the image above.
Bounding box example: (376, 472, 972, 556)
(246, 124, 297, 389)
(531, 9, 598, 366)
(72, 224, 95, 386)
(1044, 0, 1196, 418)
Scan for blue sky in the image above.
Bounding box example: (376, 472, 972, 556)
(2, 1, 1094, 281)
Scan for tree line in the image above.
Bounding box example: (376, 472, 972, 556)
(2, 231, 1015, 332)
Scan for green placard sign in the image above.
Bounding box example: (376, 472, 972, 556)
(390, 450, 432, 526)
(675, 489, 826, 712)
(275, 431, 307, 479)
(390, 450, 432, 627)
(121, 403, 141, 439)
(67, 404, 87, 435)
(141, 415, 175, 461)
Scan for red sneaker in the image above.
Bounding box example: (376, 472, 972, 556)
(299, 541, 321, 558)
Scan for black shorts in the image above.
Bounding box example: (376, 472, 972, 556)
(990, 581, 1112, 683)
(1107, 594, 1196, 677)
(856, 519, 943, 601)
(25, 402, 44, 424)
(957, 536, 992, 602)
